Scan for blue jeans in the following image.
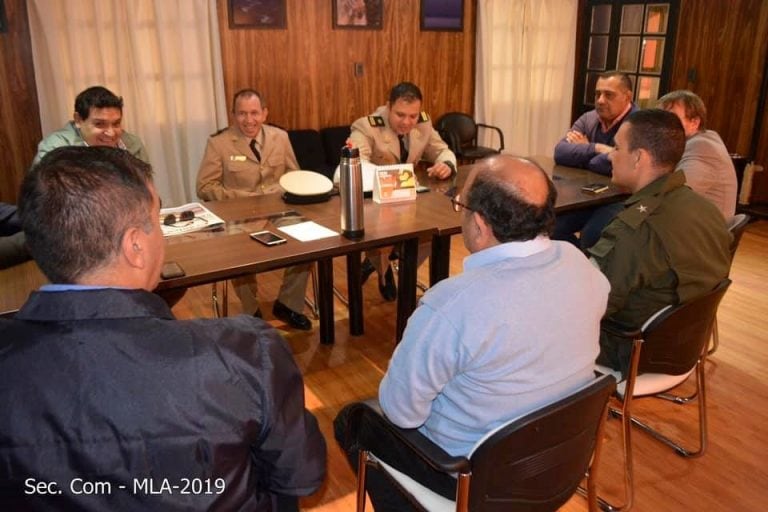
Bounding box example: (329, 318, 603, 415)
(552, 203, 624, 251)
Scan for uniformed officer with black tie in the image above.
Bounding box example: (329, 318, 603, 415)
(349, 82, 457, 300)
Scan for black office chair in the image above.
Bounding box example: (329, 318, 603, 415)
(287, 128, 335, 179)
(709, 214, 750, 355)
(436, 113, 504, 163)
(595, 279, 732, 511)
(320, 125, 352, 170)
(352, 375, 616, 512)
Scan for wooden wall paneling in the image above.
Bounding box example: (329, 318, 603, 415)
(0, 0, 41, 204)
(216, 0, 475, 131)
(670, 0, 768, 157)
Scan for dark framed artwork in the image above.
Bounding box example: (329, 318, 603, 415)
(332, 0, 383, 30)
(0, 0, 8, 34)
(420, 0, 463, 31)
(228, 0, 287, 29)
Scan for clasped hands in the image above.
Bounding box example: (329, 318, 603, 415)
(565, 130, 614, 154)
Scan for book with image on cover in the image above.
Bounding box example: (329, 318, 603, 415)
(372, 163, 417, 204)
(159, 202, 225, 237)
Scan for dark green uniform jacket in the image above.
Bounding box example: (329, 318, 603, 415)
(589, 171, 732, 376)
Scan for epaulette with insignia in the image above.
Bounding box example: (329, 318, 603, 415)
(617, 197, 661, 229)
(367, 115, 385, 127)
(418, 112, 430, 123)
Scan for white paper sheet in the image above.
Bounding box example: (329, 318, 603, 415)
(277, 221, 339, 242)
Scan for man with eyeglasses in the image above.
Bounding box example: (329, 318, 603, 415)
(196, 89, 312, 330)
(334, 155, 609, 511)
(552, 71, 639, 250)
(33, 86, 149, 165)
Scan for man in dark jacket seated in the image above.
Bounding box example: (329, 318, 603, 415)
(0, 146, 326, 511)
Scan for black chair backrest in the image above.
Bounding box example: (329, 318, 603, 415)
(287, 129, 329, 174)
(728, 213, 750, 259)
(288, 130, 333, 178)
(437, 112, 478, 146)
(320, 125, 352, 169)
(468, 375, 616, 512)
(639, 279, 732, 375)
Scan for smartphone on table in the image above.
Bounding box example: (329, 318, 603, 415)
(249, 230, 287, 246)
(581, 183, 609, 194)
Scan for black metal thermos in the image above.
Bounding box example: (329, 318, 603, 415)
(339, 145, 364, 239)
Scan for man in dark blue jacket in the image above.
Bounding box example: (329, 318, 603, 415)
(552, 71, 638, 250)
(0, 146, 325, 511)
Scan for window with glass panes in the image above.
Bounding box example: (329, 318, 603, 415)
(575, 1, 679, 117)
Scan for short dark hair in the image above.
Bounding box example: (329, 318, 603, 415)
(598, 71, 633, 92)
(625, 109, 686, 170)
(19, 146, 154, 283)
(74, 86, 124, 120)
(388, 82, 423, 104)
(465, 162, 557, 242)
(657, 89, 707, 131)
(232, 89, 265, 112)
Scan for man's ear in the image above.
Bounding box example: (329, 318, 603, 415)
(121, 227, 145, 269)
(262, 107, 269, 122)
(73, 112, 84, 128)
(691, 116, 702, 132)
(472, 211, 495, 244)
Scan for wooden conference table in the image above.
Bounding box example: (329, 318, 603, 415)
(0, 159, 627, 343)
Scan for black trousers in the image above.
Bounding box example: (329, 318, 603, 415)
(333, 403, 457, 512)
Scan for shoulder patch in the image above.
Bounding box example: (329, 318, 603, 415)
(617, 197, 661, 229)
(418, 112, 430, 123)
(367, 115, 385, 127)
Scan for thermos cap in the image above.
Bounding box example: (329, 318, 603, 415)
(341, 145, 360, 158)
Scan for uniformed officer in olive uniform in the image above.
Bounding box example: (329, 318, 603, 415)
(349, 82, 457, 300)
(589, 109, 732, 376)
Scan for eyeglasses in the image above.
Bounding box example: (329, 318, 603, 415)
(450, 194, 474, 213)
(163, 210, 195, 226)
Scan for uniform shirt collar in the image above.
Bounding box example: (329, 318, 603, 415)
(625, 171, 686, 206)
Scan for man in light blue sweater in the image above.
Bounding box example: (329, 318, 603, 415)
(335, 155, 610, 511)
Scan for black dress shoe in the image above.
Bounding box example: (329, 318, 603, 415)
(361, 257, 376, 284)
(378, 266, 397, 301)
(272, 301, 312, 331)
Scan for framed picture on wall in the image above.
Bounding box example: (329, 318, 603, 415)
(229, 0, 287, 29)
(332, 0, 383, 30)
(420, 0, 463, 31)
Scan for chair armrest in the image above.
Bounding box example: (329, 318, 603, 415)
(360, 398, 471, 474)
(477, 123, 505, 152)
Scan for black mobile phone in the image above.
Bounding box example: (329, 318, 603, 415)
(581, 183, 609, 194)
(249, 230, 287, 246)
(161, 261, 186, 279)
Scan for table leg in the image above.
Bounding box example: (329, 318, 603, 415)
(317, 258, 335, 345)
(346, 251, 364, 336)
(396, 238, 419, 342)
(429, 234, 451, 287)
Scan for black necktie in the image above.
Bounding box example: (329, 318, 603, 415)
(398, 135, 408, 163)
(249, 139, 261, 162)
